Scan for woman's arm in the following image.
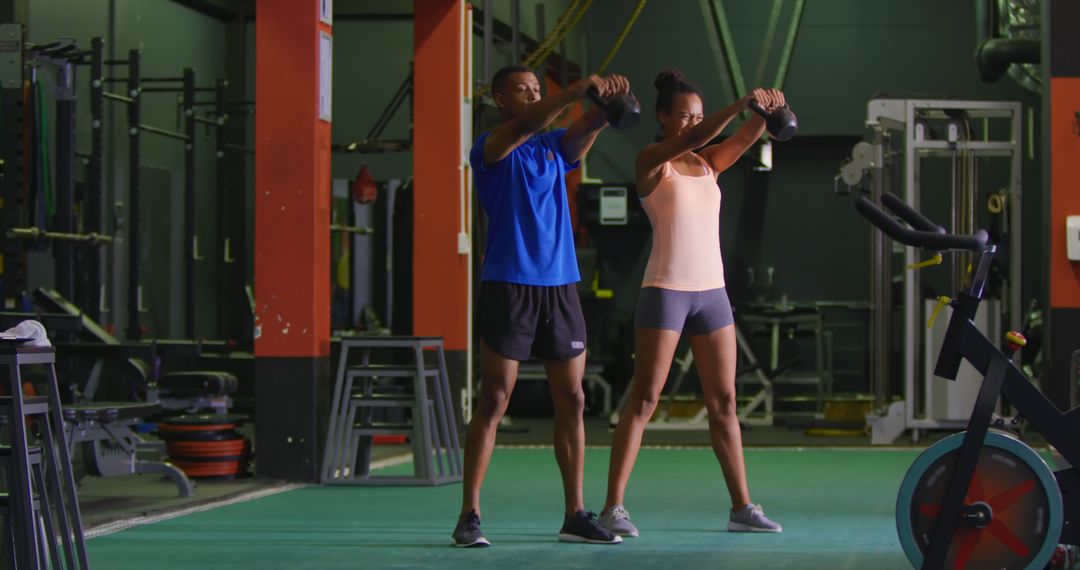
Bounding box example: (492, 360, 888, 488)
(634, 92, 756, 187)
(698, 89, 786, 174)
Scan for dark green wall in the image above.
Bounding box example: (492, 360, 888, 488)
(584, 0, 1039, 142)
(330, 19, 413, 182)
(582, 0, 1043, 315)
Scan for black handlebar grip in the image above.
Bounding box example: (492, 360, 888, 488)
(855, 197, 910, 240)
(881, 193, 944, 234)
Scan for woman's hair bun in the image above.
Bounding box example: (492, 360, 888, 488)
(654, 68, 685, 92)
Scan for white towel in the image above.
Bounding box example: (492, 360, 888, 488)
(1, 320, 51, 347)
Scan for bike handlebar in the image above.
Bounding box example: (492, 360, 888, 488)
(855, 195, 989, 251)
(880, 193, 944, 234)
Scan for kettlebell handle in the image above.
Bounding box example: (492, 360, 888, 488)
(587, 88, 642, 130)
(748, 99, 798, 142)
(586, 88, 609, 109)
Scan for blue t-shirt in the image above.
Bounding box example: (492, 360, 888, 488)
(471, 128, 581, 285)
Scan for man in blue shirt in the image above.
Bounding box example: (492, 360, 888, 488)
(452, 66, 631, 547)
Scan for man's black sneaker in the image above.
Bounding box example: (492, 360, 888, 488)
(557, 510, 623, 544)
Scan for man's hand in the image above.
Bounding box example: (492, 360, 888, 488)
(570, 74, 631, 100)
(561, 74, 633, 163)
(602, 74, 631, 98)
(569, 74, 605, 98)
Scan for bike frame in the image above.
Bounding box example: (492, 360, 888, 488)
(922, 246, 1080, 569)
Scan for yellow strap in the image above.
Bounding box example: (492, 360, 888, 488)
(928, 296, 951, 328)
(336, 248, 350, 289)
(591, 269, 613, 299)
(475, 0, 587, 99)
(594, 0, 648, 75)
(907, 253, 943, 270)
(524, 0, 588, 68)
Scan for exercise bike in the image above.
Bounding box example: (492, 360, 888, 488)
(855, 193, 1080, 570)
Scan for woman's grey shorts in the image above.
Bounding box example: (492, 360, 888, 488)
(635, 287, 734, 335)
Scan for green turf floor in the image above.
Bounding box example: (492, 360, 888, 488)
(87, 447, 922, 569)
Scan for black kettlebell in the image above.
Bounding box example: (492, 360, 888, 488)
(748, 100, 798, 141)
(587, 89, 641, 130)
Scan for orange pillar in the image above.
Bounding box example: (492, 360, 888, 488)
(1048, 79, 1080, 309)
(253, 0, 333, 481)
(413, 0, 472, 419)
(1046, 0, 1080, 408)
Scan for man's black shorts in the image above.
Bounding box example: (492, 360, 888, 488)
(479, 282, 587, 361)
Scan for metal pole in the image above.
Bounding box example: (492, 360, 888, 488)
(871, 128, 890, 411)
(138, 123, 189, 140)
(88, 37, 105, 321)
(752, 0, 783, 90)
(6, 227, 113, 243)
(904, 103, 920, 431)
(773, 0, 805, 89)
(183, 67, 196, 338)
(386, 183, 396, 331)
(1010, 104, 1022, 332)
(54, 60, 76, 301)
(108, 0, 119, 329)
(215, 77, 228, 340)
(126, 48, 142, 340)
(703, 0, 747, 100)
(0, 23, 26, 307)
(103, 91, 133, 103)
(951, 146, 961, 293)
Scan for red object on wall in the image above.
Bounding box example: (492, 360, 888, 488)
(353, 164, 378, 204)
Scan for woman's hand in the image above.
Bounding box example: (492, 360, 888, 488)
(744, 88, 786, 112)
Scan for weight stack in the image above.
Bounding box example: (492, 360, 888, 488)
(159, 414, 252, 479)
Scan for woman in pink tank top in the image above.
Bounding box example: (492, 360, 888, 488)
(599, 69, 787, 537)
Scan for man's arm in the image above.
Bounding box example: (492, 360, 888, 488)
(482, 75, 604, 165)
(561, 75, 631, 163)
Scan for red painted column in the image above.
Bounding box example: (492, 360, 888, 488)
(253, 0, 332, 480)
(1048, 79, 1080, 310)
(413, 1, 472, 419)
(1046, 0, 1080, 408)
